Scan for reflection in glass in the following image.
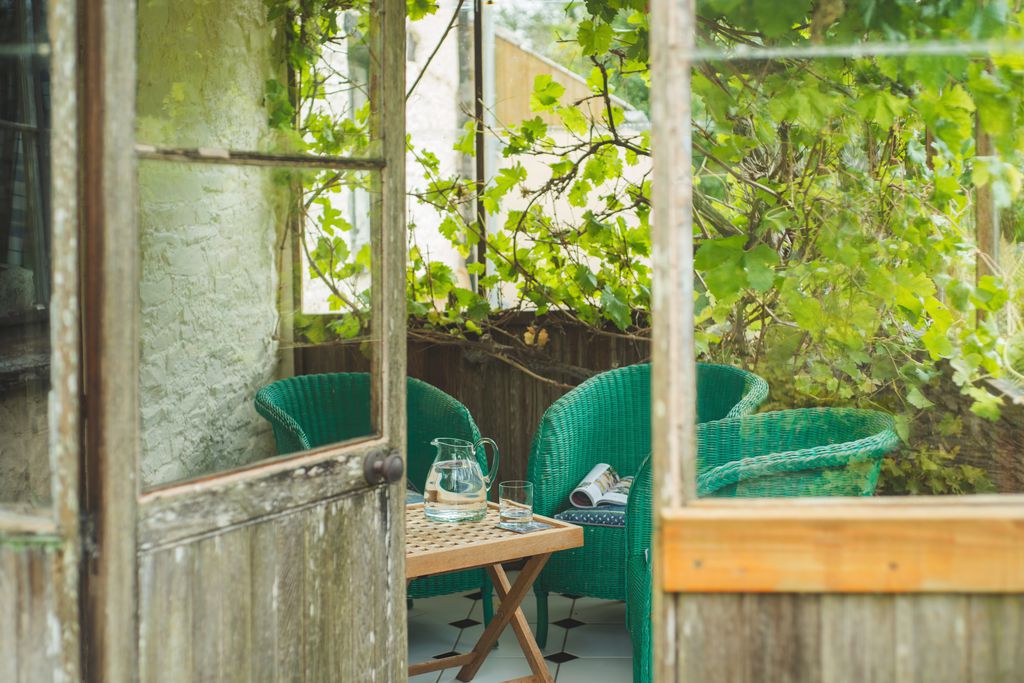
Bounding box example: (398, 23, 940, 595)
(136, 0, 378, 157)
(695, 0, 1024, 54)
(0, 1, 50, 508)
(138, 162, 378, 489)
(690, 48, 1024, 497)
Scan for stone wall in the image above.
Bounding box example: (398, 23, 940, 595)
(136, 0, 287, 487)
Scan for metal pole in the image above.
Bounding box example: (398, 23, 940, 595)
(473, 0, 486, 295)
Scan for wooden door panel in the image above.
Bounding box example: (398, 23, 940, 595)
(0, 545, 63, 683)
(677, 593, 1024, 683)
(138, 488, 404, 683)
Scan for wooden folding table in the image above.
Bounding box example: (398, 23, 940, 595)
(406, 502, 583, 683)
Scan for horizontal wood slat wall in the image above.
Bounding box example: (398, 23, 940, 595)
(0, 545, 62, 683)
(662, 502, 1024, 593)
(678, 593, 1024, 683)
(296, 317, 650, 487)
(137, 488, 403, 683)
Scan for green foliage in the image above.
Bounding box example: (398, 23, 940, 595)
(877, 446, 996, 495)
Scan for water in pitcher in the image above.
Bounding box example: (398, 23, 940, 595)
(423, 459, 488, 522)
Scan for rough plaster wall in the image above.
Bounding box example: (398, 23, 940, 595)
(0, 383, 49, 505)
(137, 0, 286, 487)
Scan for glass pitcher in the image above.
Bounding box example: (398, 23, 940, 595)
(423, 437, 499, 522)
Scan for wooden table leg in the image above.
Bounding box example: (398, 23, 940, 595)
(487, 562, 554, 683)
(455, 553, 553, 683)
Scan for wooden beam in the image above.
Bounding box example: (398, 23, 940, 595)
(661, 502, 1024, 593)
(408, 653, 475, 676)
(81, 0, 139, 680)
(0, 511, 57, 538)
(650, 0, 697, 680)
(975, 113, 998, 289)
(379, 0, 409, 678)
(134, 144, 386, 170)
(137, 442, 387, 551)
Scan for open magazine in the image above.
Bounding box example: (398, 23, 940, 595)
(569, 463, 633, 508)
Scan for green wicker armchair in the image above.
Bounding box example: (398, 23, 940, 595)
(625, 408, 901, 683)
(254, 372, 494, 623)
(625, 455, 654, 683)
(527, 362, 768, 647)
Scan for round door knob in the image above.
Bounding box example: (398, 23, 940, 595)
(364, 450, 404, 485)
(381, 454, 404, 484)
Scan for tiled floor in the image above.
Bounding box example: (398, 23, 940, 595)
(407, 577, 633, 682)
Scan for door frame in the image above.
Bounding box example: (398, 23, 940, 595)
(0, 0, 81, 679)
(80, 0, 409, 680)
(648, 1, 1024, 680)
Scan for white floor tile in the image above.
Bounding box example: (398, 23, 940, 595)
(464, 587, 573, 625)
(515, 592, 574, 624)
(410, 593, 476, 624)
(436, 655, 553, 683)
(570, 597, 627, 625)
(408, 672, 441, 683)
(562, 624, 633, 659)
(408, 612, 461, 663)
(555, 656, 633, 683)
(456, 622, 562, 658)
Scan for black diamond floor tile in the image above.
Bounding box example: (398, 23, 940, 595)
(553, 617, 586, 629)
(464, 591, 483, 600)
(545, 651, 579, 664)
(433, 651, 461, 660)
(449, 618, 481, 629)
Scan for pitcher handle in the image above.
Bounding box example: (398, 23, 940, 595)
(474, 437, 500, 491)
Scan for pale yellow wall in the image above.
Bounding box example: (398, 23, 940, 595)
(494, 34, 607, 128)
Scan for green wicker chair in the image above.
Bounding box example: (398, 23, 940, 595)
(625, 455, 654, 683)
(625, 408, 901, 682)
(254, 372, 494, 623)
(527, 362, 768, 647)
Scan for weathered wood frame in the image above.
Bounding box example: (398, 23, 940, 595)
(649, 1, 1024, 681)
(0, 0, 81, 679)
(83, 0, 408, 680)
(127, 0, 408, 539)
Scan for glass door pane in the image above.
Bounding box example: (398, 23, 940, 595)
(138, 160, 380, 489)
(0, 0, 51, 509)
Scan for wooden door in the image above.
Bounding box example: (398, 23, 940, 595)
(0, 0, 81, 680)
(82, 0, 409, 680)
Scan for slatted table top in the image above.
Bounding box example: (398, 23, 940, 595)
(406, 502, 583, 580)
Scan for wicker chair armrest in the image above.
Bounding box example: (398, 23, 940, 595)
(696, 428, 900, 496)
(726, 370, 769, 418)
(254, 388, 312, 454)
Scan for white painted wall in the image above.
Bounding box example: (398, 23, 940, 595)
(405, 6, 473, 289)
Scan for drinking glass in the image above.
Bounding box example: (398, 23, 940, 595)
(499, 481, 534, 528)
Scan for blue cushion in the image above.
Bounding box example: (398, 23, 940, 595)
(554, 505, 626, 528)
(406, 479, 424, 505)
